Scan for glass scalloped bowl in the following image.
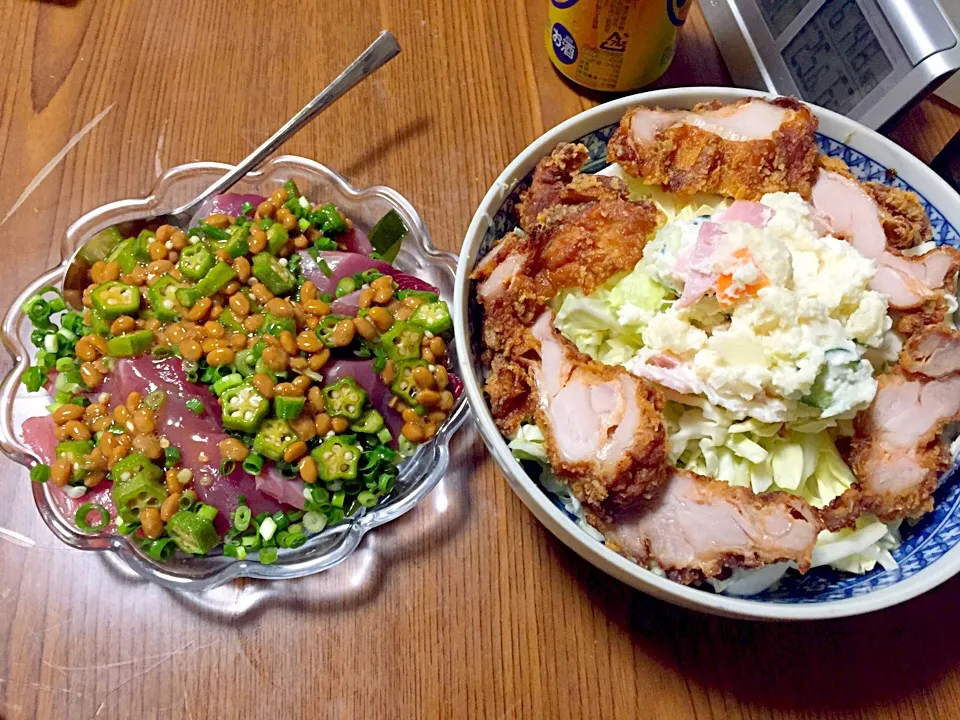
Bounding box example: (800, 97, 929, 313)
(0, 155, 469, 590)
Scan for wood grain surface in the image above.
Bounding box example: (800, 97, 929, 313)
(2, 2, 960, 719)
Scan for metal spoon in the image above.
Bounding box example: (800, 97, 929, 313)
(62, 30, 401, 309)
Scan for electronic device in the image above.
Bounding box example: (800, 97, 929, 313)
(700, 0, 960, 128)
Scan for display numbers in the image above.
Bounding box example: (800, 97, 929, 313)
(757, 0, 806, 39)
(781, 0, 892, 114)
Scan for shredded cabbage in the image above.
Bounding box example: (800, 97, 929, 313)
(508, 423, 549, 463)
(553, 289, 627, 361)
(601, 164, 728, 222)
(509, 419, 900, 593)
(521, 164, 903, 595)
(508, 425, 604, 541)
(553, 261, 671, 366)
(665, 399, 854, 506)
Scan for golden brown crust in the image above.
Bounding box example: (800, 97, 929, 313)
(893, 295, 949, 338)
(598, 469, 821, 584)
(816, 154, 853, 177)
(900, 324, 960, 378)
(607, 97, 819, 200)
(484, 353, 536, 436)
(534, 189, 664, 299)
(518, 142, 590, 235)
(533, 326, 668, 514)
(475, 143, 664, 310)
(473, 143, 670, 510)
(820, 447, 943, 531)
(864, 182, 933, 251)
(821, 374, 950, 530)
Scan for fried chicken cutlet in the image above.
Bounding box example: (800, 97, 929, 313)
(821, 373, 960, 530)
(810, 164, 960, 312)
(601, 468, 821, 584)
(607, 97, 819, 200)
(472, 143, 669, 510)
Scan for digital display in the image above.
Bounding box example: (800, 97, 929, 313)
(782, 0, 892, 115)
(757, 0, 806, 39)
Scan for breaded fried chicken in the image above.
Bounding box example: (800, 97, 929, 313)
(531, 312, 667, 512)
(821, 373, 960, 530)
(864, 182, 933, 251)
(811, 164, 960, 310)
(518, 142, 590, 235)
(471, 144, 669, 506)
(607, 97, 819, 200)
(900, 324, 960, 378)
(600, 468, 821, 584)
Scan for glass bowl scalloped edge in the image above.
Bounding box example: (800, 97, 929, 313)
(0, 154, 469, 590)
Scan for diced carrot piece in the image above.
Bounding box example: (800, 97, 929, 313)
(716, 249, 769, 307)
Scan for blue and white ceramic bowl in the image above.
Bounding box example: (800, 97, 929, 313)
(453, 87, 960, 620)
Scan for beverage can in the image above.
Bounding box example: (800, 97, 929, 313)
(546, 0, 692, 92)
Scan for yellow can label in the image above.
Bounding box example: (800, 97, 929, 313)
(547, 0, 692, 91)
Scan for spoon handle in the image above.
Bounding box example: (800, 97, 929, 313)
(174, 30, 401, 218)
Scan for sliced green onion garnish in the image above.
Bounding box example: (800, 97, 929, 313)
(196, 504, 218, 522)
(279, 532, 307, 549)
(233, 505, 252, 532)
(185, 398, 205, 415)
(151, 345, 177, 359)
(241, 201, 255, 216)
(146, 538, 176, 561)
(143, 390, 167, 409)
(22, 366, 46, 392)
(224, 541, 247, 560)
(357, 491, 377, 508)
(212, 373, 243, 397)
(164, 447, 181, 469)
(242, 453, 264, 476)
(259, 516, 278, 542)
(303, 511, 327, 533)
(259, 547, 278, 565)
(271, 510, 289, 531)
(308, 485, 330, 505)
(30, 464, 50, 483)
(378, 472, 395, 494)
(75, 503, 110, 532)
(335, 277, 356, 298)
(331, 491, 346, 508)
(220, 459, 236, 475)
(316, 258, 333, 277)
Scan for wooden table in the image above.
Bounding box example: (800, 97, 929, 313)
(2, 2, 960, 718)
